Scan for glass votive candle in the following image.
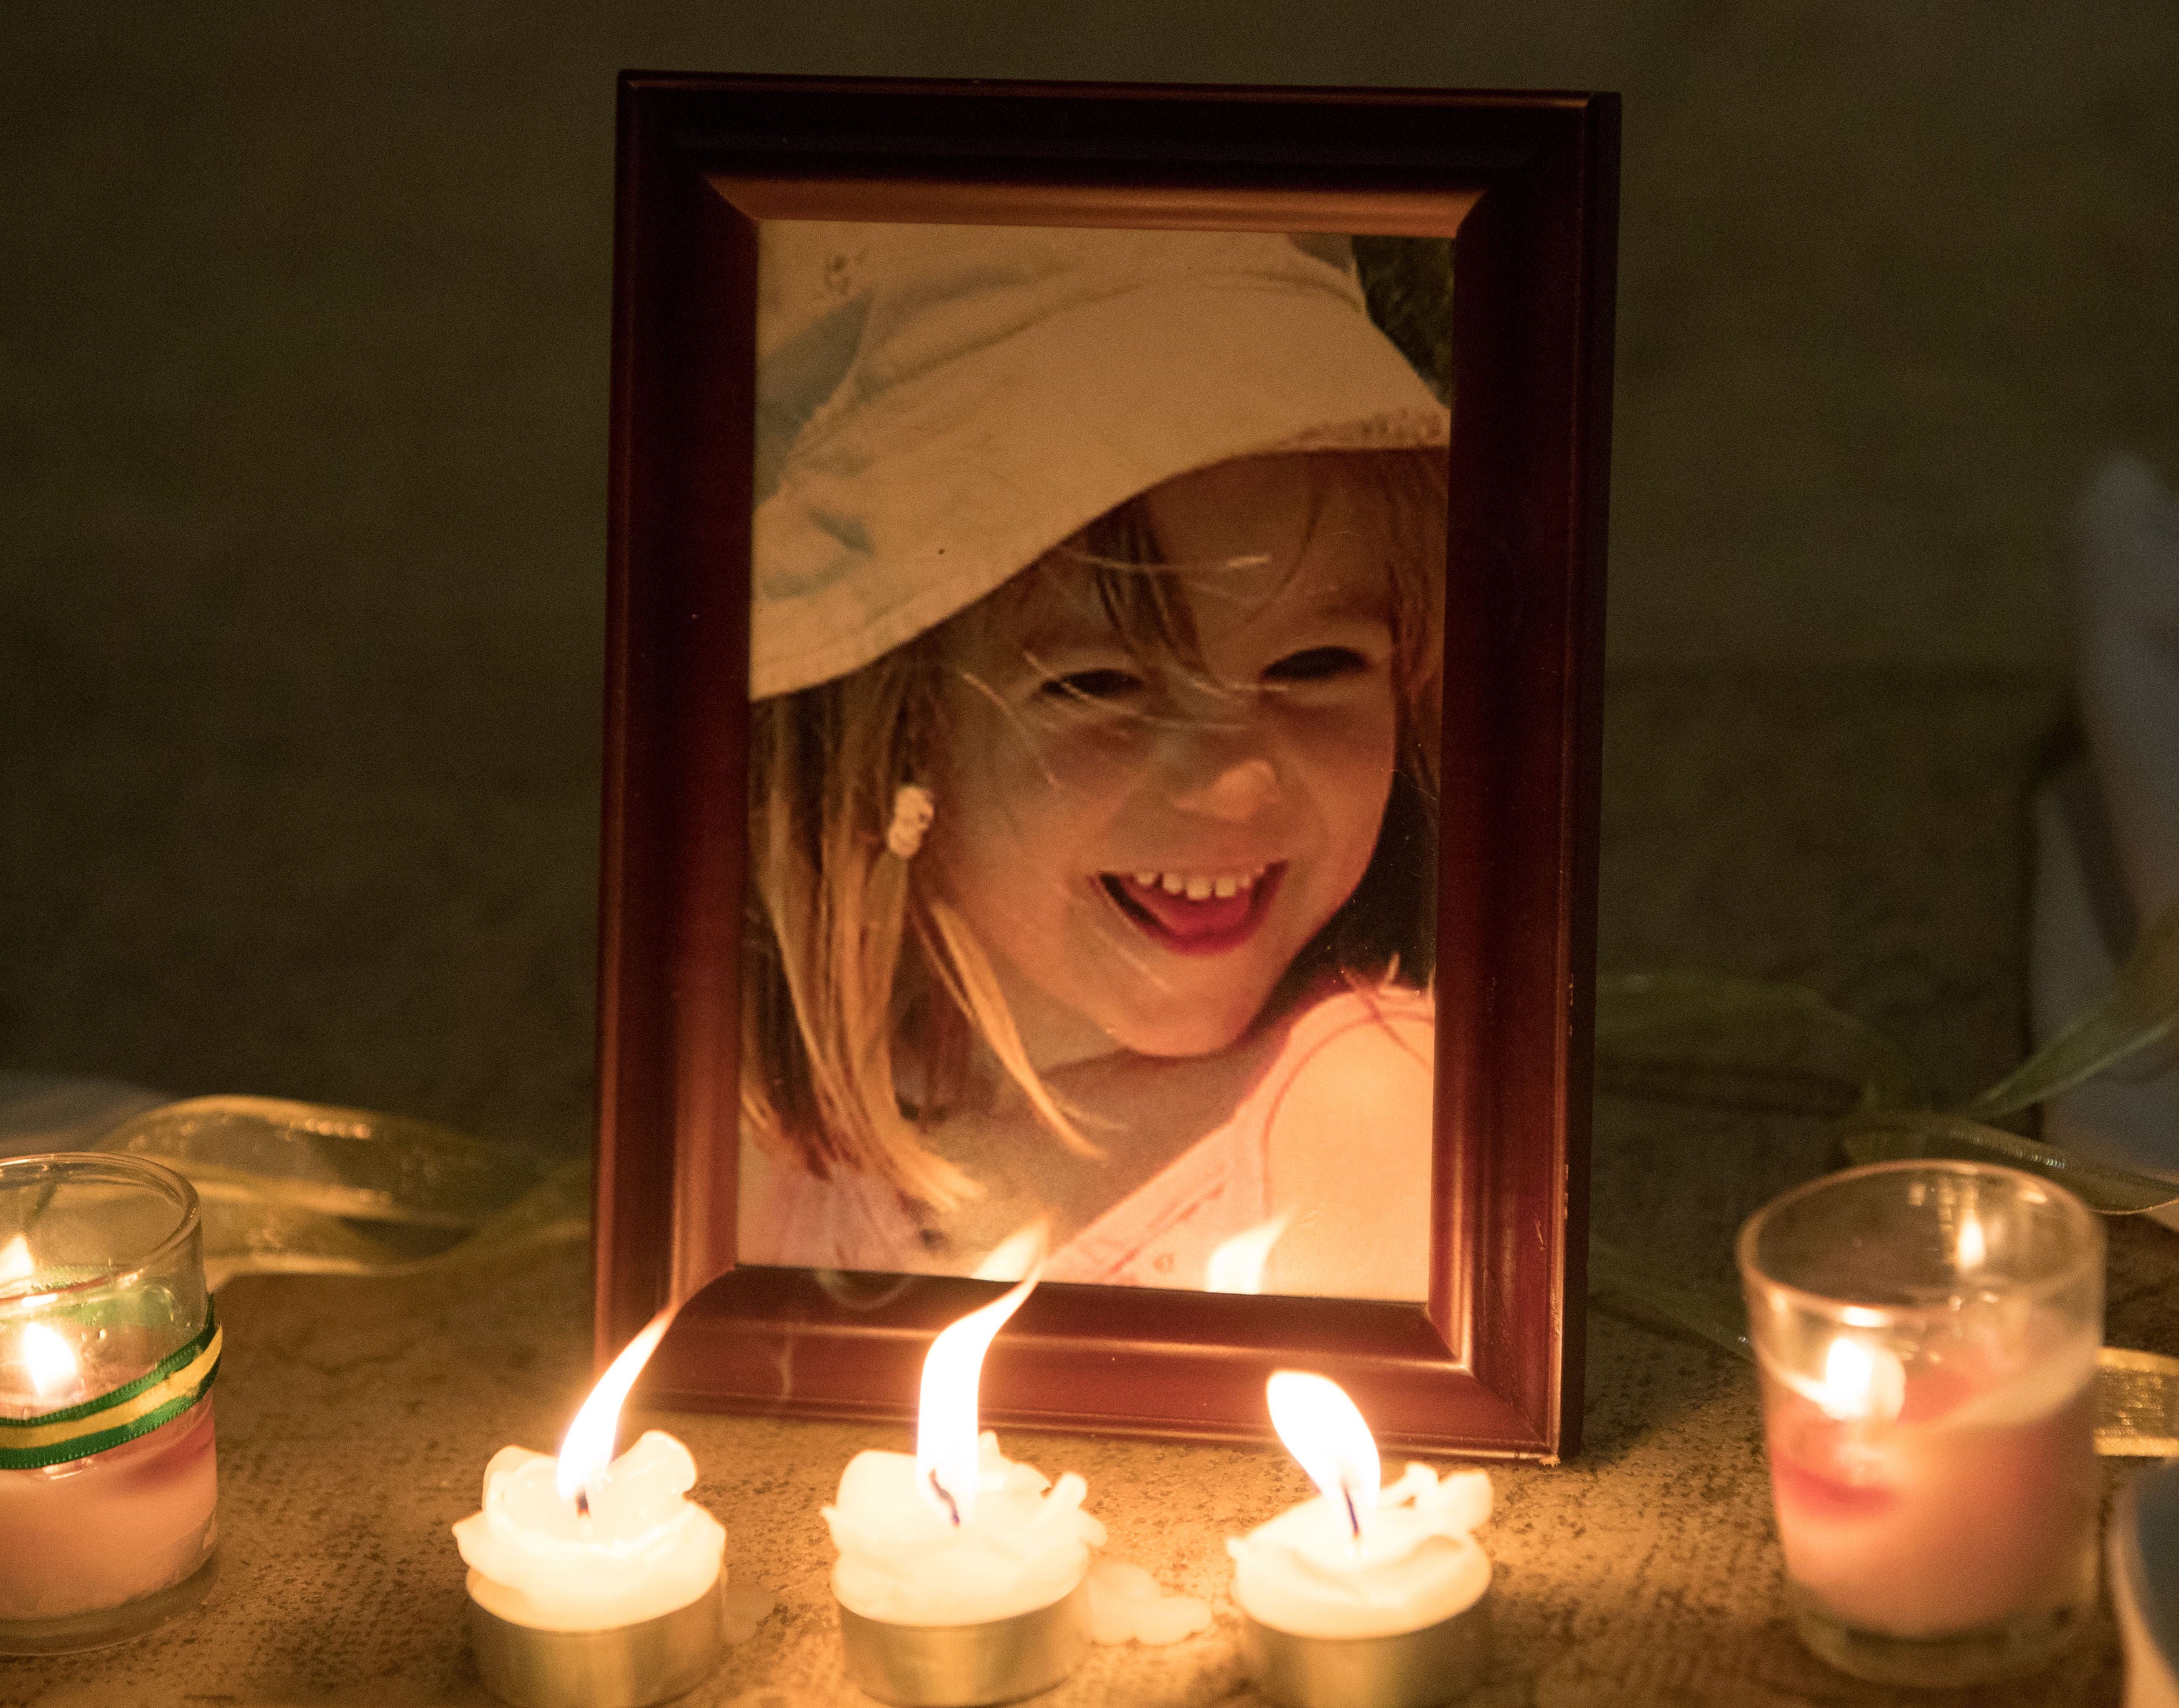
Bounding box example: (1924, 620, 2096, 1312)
(0, 1152, 220, 1654)
(1738, 1159, 2102, 1689)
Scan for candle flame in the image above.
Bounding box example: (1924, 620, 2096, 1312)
(1956, 1212, 1987, 1271)
(1266, 1371, 1380, 1542)
(19, 1321, 79, 1400)
(1205, 1214, 1291, 1293)
(970, 1221, 1050, 1283)
(0, 1237, 32, 1288)
(917, 1228, 1046, 1527)
(1818, 1335, 1906, 1423)
(555, 1305, 678, 1507)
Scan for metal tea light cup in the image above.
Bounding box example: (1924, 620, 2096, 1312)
(468, 1577, 727, 1708)
(835, 1576, 1091, 1707)
(1240, 1587, 1491, 1708)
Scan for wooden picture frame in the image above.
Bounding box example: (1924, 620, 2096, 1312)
(596, 72, 1616, 1459)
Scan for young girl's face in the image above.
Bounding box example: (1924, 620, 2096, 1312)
(927, 453, 1402, 1062)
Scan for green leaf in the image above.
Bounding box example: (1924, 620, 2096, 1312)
(1970, 898, 2179, 1120)
(1842, 1109, 2179, 1216)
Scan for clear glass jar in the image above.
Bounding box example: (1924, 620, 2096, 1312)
(0, 1152, 220, 1653)
(1738, 1159, 2102, 1687)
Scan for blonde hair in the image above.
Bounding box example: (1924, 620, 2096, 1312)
(742, 448, 1446, 1206)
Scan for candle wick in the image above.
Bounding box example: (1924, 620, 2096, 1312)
(928, 1468, 962, 1527)
(1342, 1487, 1362, 1541)
(575, 1488, 591, 1520)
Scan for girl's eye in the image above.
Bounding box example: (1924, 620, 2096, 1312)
(1264, 647, 1371, 684)
(1039, 668, 1144, 704)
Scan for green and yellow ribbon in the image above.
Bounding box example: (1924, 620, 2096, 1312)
(0, 1305, 221, 1470)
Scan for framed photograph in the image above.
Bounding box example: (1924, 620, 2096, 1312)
(596, 73, 1616, 1458)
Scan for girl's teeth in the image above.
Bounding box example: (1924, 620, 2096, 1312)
(1126, 868, 1267, 899)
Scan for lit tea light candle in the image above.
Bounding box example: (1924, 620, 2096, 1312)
(0, 1156, 222, 1656)
(826, 1235, 1103, 1707)
(1230, 1372, 1494, 1708)
(453, 1310, 732, 1708)
(1741, 1161, 2104, 1689)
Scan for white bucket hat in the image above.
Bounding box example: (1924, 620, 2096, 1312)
(751, 221, 1450, 700)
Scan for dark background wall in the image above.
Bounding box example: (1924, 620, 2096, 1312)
(5, 1, 2177, 1150)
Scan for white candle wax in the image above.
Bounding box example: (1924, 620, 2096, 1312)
(827, 1430, 1104, 1626)
(1229, 1460, 1493, 1639)
(454, 1429, 724, 1631)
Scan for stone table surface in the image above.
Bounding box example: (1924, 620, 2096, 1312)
(7, 670, 2177, 1707)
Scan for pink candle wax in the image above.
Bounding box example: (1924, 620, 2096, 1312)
(0, 1397, 218, 1622)
(1761, 1342, 2099, 1636)
(0, 1313, 220, 1626)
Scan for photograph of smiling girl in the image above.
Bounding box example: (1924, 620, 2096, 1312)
(736, 221, 1452, 1303)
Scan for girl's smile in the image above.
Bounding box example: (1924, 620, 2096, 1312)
(1099, 863, 1283, 956)
(929, 454, 1403, 1064)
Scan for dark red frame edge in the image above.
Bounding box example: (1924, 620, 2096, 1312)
(596, 73, 1616, 1460)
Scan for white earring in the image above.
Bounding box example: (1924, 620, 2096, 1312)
(885, 784, 936, 860)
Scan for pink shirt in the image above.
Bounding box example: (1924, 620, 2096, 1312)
(737, 983, 1433, 1294)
